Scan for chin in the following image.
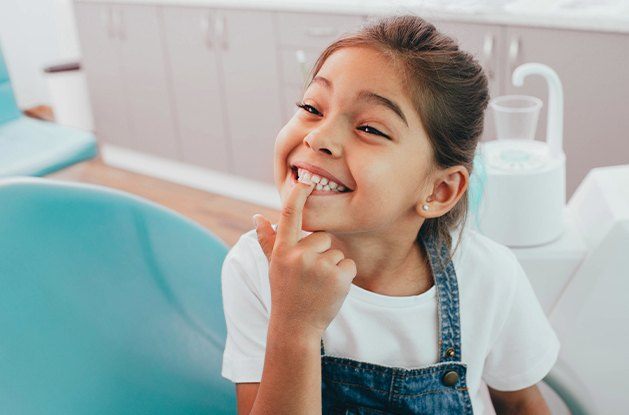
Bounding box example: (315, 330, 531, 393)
(300, 216, 322, 232)
(301, 217, 345, 234)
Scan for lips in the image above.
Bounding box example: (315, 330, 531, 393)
(290, 161, 353, 191)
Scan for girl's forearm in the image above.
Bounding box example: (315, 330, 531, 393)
(493, 390, 551, 415)
(249, 316, 322, 415)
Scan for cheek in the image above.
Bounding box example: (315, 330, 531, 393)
(273, 123, 303, 187)
(355, 161, 407, 206)
(274, 125, 290, 157)
(357, 161, 392, 191)
(274, 122, 304, 160)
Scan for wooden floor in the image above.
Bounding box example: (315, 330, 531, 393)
(48, 152, 281, 247)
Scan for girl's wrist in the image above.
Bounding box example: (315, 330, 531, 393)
(268, 313, 323, 344)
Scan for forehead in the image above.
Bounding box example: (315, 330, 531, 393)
(315, 46, 409, 101)
(312, 46, 421, 131)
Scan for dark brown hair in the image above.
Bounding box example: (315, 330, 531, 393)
(303, 14, 490, 261)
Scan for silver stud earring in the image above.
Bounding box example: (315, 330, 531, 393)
(422, 204, 429, 211)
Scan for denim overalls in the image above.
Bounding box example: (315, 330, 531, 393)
(321, 230, 474, 414)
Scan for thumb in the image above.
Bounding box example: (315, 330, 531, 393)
(253, 214, 276, 261)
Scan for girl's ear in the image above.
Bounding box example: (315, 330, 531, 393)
(418, 167, 469, 217)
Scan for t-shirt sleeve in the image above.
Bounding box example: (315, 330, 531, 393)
(482, 254, 561, 391)
(220, 235, 269, 383)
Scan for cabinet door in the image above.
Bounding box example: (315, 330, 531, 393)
(115, 4, 180, 159)
(503, 26, 629, 199)
(73, 2, 133, 149)
(160, 6, 230, 172)
(217, 9, 284, 185)
(430, 20, 505, 143)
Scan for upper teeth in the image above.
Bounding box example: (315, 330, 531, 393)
(297, 168, 347, 192)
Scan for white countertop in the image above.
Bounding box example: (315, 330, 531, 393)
(76, 0, 629, 34)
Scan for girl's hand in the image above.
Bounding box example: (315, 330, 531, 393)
(253, 179, 357, 337)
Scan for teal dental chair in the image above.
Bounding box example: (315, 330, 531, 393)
(0, 44, 98, 177)
(0, 177, 236, 414)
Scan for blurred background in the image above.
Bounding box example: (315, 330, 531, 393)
(0, 1, 628, 414)
(1, 1, 628, 215)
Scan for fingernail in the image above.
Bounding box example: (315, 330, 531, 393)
(252, 215, 259, 228)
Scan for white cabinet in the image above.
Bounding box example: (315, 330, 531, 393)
(161, 6, 231, 172)
(161, 6, 288, 183)
(74, 2, 181, 160)
(74, 2, 628, 198)
(116, 4, 180, 159)
(217, 9, 284, 184)
(74, 2, 133, 150)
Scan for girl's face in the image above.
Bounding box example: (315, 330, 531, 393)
(274, 46, 434, 234)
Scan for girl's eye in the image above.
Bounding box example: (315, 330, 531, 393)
(295, 102, 321, 116)
(295, 101, 391, 140)
(357, 125, 390, 140)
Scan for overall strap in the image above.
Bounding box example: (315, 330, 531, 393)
(421, 231, 463, 363)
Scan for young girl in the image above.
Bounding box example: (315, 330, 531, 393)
(220, 15, 559, 414)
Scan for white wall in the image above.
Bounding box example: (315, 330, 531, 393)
(0, 0, 80, 109)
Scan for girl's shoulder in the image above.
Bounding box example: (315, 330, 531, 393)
(221, 227, 274, 309)
(459, 227, 515, 264)
(454, 227, 523, 299)
(225, 227, 269, 271)
(222, 227, 268, 277)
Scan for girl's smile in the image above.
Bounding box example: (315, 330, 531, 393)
(289, 166, 354, 197)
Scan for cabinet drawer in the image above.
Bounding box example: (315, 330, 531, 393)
(276, 11, 366, 49)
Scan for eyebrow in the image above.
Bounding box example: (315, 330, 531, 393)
(309, 75, 409, 128)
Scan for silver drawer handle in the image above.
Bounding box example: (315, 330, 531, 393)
(508, 36, 520, 63)
(306, 26, 337, 37)
(483, 33, 494, 57)
(114, 8, 124, 40)
(482, 33, 495, 81)
(102, 7, 115, 38)
(200, 12, 212, 48)
(215, 13, 227, 49)
(295, 49, 306, 64)
(508, 36, 520, 76)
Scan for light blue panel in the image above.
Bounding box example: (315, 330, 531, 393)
(0, 43, 21, 124)
(0, 178, 237, 414)
(0, 43, 9, 82)
(0, 81, 21, 124)
(0, 117, 98, 176)
(468, 147, 487, 230)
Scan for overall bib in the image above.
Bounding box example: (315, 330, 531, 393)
(321, 231, 474, 414)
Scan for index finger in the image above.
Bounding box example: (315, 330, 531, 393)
(275, 177, 315, 249)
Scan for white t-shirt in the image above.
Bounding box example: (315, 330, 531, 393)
(220, 224, 560, 415)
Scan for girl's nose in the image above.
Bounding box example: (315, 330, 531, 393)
(304, 129, 344, 157)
